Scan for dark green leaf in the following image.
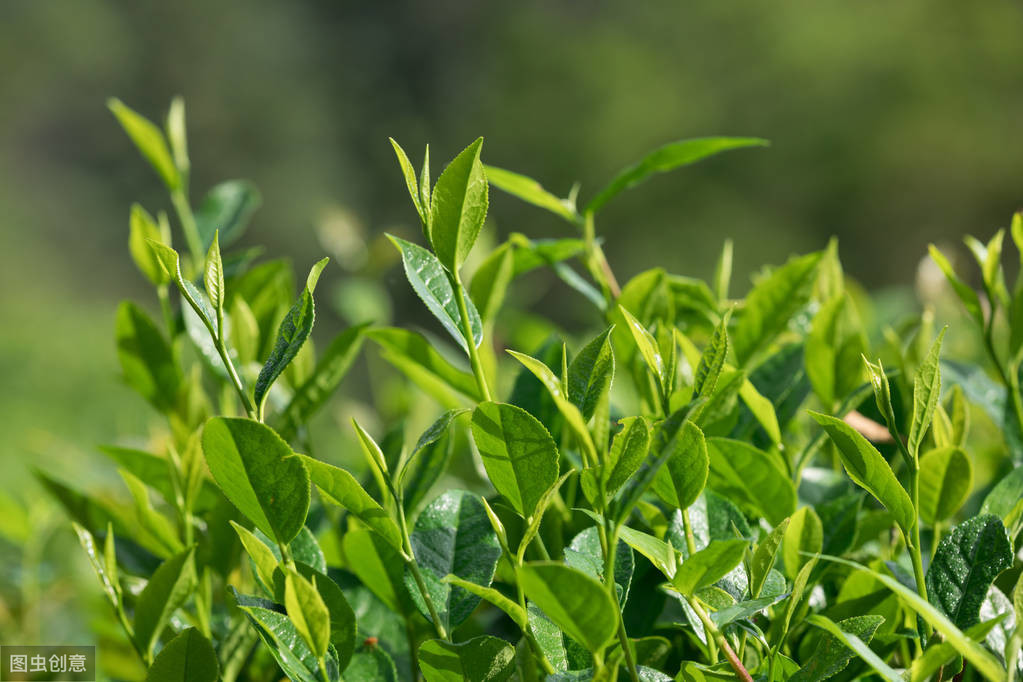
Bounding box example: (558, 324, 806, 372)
(908, 328, 947, 459)
(146, 627, 218, 682)
(564, 526, 634, 604)
(980, 465, 1023, 522)
(926, 514, 1013, 629)
(194, 179, 262, 249)
(403, 490, 501, 631)
(670, 539, 747, 595)
(602, 416, 651, 499)
(470, 402, 560, 519)
(135, 548, 197, 657)
(651, 416, 709, 511)
(201, 417, 310, 545)
(346, 643, 398, 682)
(115, 302, 181, 413)
(519, 562, 619, 654)
(254, 258, 329, 413)
(237, 599, 341, 682)
(418, 635, 515, 682)
(792, 615, 891, 682)
(568, 327, 616, 421)
(429, 138, 488, 272)
(750, 518, 789, 599)
(585, 137, 768, 214)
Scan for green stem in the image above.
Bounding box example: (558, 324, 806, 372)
(170, 189, 204, 265)
(907, 460, 932, 648)
(581, 211, 620, 310)
(686, 595, 751, 681)
(453, 274, 492, 402)
(681, 507, 698, 557)
(599, 523, 640, 682)
(397, 501, 448, 640)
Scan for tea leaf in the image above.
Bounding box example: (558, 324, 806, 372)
(918, 447, 972, 524)
(236, 598, 341, 682)
(347, 643, 398, 681)
(284, 569, 331, 658)
(908, 328, 946, 460)
(809, 412, 915, 538)
(567, 326, 616, 421)
(585, 137, 768, 214)
(231, 521, 279, 592)
(519, 562, 618, 654)
(470, 402, 560, 520)
(204, 231, 225, 319)
(469, 242, 515, 323)
(602, 416, 652, 499)
(928, 245, 984, 326)
(390, 137, 426, 224)
(72, 523, 120, 607)
(670, 539, 747, 595)
(129, 204, 170, 286)
(108, 98, 180, 190)
(429, 138, 488, 272)
(694, 313, 730, 397)
(795, 615, 893, 682)
(418, 635, 515, 682)
(201, 417, 310, 545)
(564, 526, 634, 604)
(749, 517, 790, 599)
(135, 548, 197, 657)
(705, 438, 796, 525)
(193, 179, 261, 250)
(619, 305, 665, 389)
(145, 627, 218, 682)
(442, 576, 528, 631)
(485, 164, 579, 224)
(926, 514, 1012, 629)
(980, 464, 1023, 522)
(782, 507, 822, 580)
(650, 416, 709, 510)
(388, 235, 483, 354)
(254, 258, 329, 414)
(733, 251, 822, 367)
(403, 490, 501, 631)
(342, 529, 411, 615)
(115, 302, 181, 413)
(367, 327, 482, 402)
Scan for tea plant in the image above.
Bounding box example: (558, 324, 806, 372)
(47, 97, 1023, 681)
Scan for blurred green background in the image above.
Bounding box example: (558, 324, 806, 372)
(1, 0, 1022, 651)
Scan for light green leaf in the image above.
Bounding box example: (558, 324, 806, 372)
(713, 239, 733, 302)
(805, 295, 865, 408)
(519, 562, 618, 654)
(484, 164, 579, 224)
(567, 326, 616, 421)
(469, 242, 515, 323)
(135, 548, 197, 657)
(585, 137, 768, 214)
(388, 235, 483, 354)
(442, 576, 528, 631)
(429, 138, 488, 272)
(980, 465, 1023, 523)
(671, 539, 747, 596)
(908, 328, 947, 459)
(651, 416, 709, 510)
(564, 526, 634, 604)
(918, 447, 973, 524)
(398, 410, 464, 514)
(694, 313, 730, 397)
(285, 569, 331, 659)
(795, 615, 894, 682)
(72, 523, 120, 607)
(928, 245, 984, 326)
(403, 490, 501, 631)
(301, 454, 403, 552)
(470, 402, 560, 519)
(602, 416, 652, 499)
(749, 518, 790, 599)
(809, 412, 916, 537)
(129, 204, 170, 285)
(782, 507, 822, 580)
(194, 179, 262, 249)
(254, 258, 329, 413)
(119, 469, 183, 557)
(738, 377, 782, 447)
(115, 302, 181, 413)
(390, 137, 425, 224)
(205, 231, 225, 319)
(341, 529, 411, 615)
(367, 327, 481, 402)
(146, 627, 218, 682)
(231, 521, 279, 592)
(733, 251, 823, 367)
(201, 417, 310, 545)
(617, 525, 679, 580)
(926, 514, 1013, 630)
(619, 305, 665, 389)
(705, 438, 796, 525)
(418, 635, 515, 682)
(108, 98, 180, 190)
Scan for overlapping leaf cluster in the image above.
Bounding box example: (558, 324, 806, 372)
(50, 99, 1023, 681)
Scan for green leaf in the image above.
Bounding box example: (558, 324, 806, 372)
(980, 465, 1023, 522)
(146, 627, 218, 682)
(567, 326, 616, 421)
(732, 251, 822, 367)
(793, 615, 894, 682)
(584, 137, 768, 214)
(418, 635, 515, 682)
(201, 417, 310, 545)
(670, 539, 747, 595)
(149, 240, 218, 334)
(346, 643, 398, 681)
(277, 324, 367, 440)
(926, 514, 1013, 629)
(72, 523, 120, 607)
(388, 235, 483, 355)
(165, 96, 188, 175)
(235, 592, 341, 682)
(618, 305, 665, 389)
(403, 490, 501, 631)
(928, 245, 984, 326)
(918, 447, 973, 524)
(194, 179, 262, 249)
(602, 416, 652, 499)
(108, 98, 180, 190)
(805, 294, 865, 407)
(713, 239, 733, 302)
(119, 469, 183, 557)
(809, 412, 916, 537)
(819, 554, 1006, 681)
(429, 138, 488, 272)
(749, 518, 790, 599)
(704, 438, 796, 525)
(782, 507, 822, 580)
(135, 548, 197, 657)
(342, 528, 411, 615)
(390, 137, 426, 224)
(398, 411, 465, 514)
(564, 526, 634, 604)
(442, 575, 528, 631)
(129, 204, 170, 285)
(300, 455, 403, 552)
(908, 328, 946, 459)
(469, 242, 515, 323)
(650, 417, 709, 510)
(231, 521, 279, 592)
(694, 313, 730, 397)
(367, 327, 482, 402)
(205, 231, 225, 319)
(115, 302, 181, 413)
(285, 569, 331, 659)
(909, 617, 1007, 682)
(519, 562, 619, 654)
(254, 258, 329, 413)
(617, 525, 679, 580)
(484, 164, 579, 224)
(470, 402, 560, 519)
